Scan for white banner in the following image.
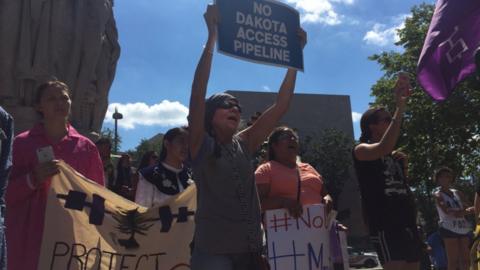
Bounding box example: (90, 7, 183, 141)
(38, 161, 195, 270)
(265, 204, 333, 270)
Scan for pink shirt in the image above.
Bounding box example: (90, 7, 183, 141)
(255, 161, 325, 206)
(6, 124, 104, 270)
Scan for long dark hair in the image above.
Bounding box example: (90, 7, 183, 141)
(159, 127, 188, 162)
(359, 107, 387, 143)
(267, 126, 298, 161)
(116, 154, 132, 188)
(137, 151, 157, 172)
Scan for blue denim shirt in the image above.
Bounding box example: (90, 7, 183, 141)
(0, 107, 13, 212)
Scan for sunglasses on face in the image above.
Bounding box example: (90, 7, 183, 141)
(277, 132, 299, 142)
(218, 100, 242, 113)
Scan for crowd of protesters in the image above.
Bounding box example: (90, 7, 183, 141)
(0, 4, 479, 270)
(352, 73, 476, 270)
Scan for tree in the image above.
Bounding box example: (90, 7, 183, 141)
(368, 4, 480, 232)
(129, 136, 163, 167)
(100, 127, 122, 154)
(301, 129, 354, 210)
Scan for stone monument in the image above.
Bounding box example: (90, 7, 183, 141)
(0, 0, 120, 138)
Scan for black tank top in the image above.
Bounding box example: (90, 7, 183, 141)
(353, 151, 417, 232)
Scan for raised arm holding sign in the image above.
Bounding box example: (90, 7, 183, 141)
(189, 4, 306, 160)
(188, 4, 306, 269)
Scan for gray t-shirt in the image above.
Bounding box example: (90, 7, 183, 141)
(192, 134, 262, 254)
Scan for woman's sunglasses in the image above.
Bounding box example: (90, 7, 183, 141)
(218, 100, 242, 113)
(277, 132, 299, 142)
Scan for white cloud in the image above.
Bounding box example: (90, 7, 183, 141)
(363, 14, 409, 47)
(331, 0, 354, 4)
(262, 85, 272, 92)
(104, 100, 188, 129)
(352, 111, 362, 123)
(363, 24, 399, 46)
(283, 0, 354, 25)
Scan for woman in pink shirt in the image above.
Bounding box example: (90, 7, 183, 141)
(255, 126, 333, 217)
(6, 80, 104, 270)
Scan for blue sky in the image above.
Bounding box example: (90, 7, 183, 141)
(103, 0, 435, 151)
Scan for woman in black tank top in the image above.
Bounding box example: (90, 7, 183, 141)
(353, 73, 422, 270)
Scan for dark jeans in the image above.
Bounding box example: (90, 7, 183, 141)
(191, 247, 260, 270)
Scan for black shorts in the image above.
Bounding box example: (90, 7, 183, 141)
(370, 227, 422, 265)
(438, 227, 470, 239)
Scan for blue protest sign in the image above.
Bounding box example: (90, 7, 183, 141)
(216, 0, 304, 71)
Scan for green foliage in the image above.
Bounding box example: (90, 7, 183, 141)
(129, 137, 163, 167)
(368, 4, 480, 232)
(301, 129, 354, 209)
(100, 127, 122, 154)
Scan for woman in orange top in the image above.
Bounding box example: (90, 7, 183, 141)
(255, 126, 332, 217)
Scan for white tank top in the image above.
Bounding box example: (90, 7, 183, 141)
(436, 189, 471, 234)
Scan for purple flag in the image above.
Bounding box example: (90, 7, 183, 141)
(417, 0, 480, 101)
